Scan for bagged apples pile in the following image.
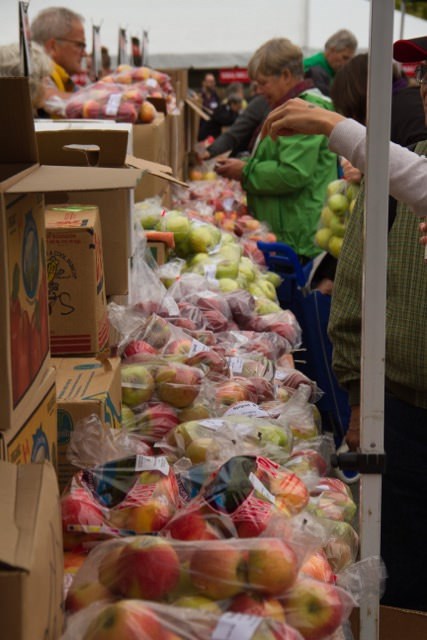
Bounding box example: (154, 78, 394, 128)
(64, 534, 356, 640)
(314, 179, 360, 259)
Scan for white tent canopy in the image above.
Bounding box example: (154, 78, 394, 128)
(2, 0, 426, 68)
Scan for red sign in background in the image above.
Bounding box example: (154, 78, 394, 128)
(219, 68, 250, 84)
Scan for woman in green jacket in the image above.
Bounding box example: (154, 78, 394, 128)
(216, 37, 338, 263)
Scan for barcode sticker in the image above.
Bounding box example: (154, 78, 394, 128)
(135, 455, 170, 475)
(249, 472, 276, 504)
(228, 356, 244, 374)
(212, 613, 263, 640)
(189, 339, 210, 356)
(224, 402, 269, 418)
(105, 93, 122, 116)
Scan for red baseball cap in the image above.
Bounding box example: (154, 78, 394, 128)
(393, 36, 427, 62)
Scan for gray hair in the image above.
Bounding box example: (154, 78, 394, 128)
(325, 29, 358, 52)
(0, 41, 53, 102)
(248, 38, 303, 80)
(31, 7, 84, 44)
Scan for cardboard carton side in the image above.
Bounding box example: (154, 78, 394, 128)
(0, 460, 63, 640)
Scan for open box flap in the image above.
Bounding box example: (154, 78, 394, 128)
(126, 155, 188, 188)
(6, 164, 143, 193)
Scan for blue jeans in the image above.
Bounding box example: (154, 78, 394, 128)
(380, 391, 427, 610)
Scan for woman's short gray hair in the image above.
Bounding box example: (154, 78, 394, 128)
(248, 38, 303, 80)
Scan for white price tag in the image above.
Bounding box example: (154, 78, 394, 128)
(227, 356, 244, 374)
(204, 263, 218, 282)
(212, 612, 263, 640)
(275, 369, 288, 381)
(249, 472, 276, 504)
(189, 339, 210, 356)
(224, 402, 269, 418)
(199, 419, 226, 431)
(105, 93, 122, 116)
(146, 78, 158, 88)
(135, 455, 170, 475)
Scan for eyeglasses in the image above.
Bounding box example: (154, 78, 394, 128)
(415, 63, 427, 85)
(57, 38, 86, 51)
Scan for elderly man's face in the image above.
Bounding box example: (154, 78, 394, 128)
(51, 19, 86, 75)
(326, 46, 355, 72)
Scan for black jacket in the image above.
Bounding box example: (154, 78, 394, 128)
(206, 95, 270, 157)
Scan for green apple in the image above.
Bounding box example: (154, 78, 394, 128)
(163, 214, 191, 244)
(329, 214, 346, 237)
(327, 193, 348, 216)
(138, 209, 161, 229)
(215, 259, 239, 280)
(328, 235, 344, 259)
(315, 227, 333, 250)
(346, 182, 360, 203)
(255, 297, 282, 315)
(218, 278, 240, 293)
(327, 178, 347, 197)
(189, 226, 217, 253)
(320, 205, 333, 227)
(264, 271, 282, 288)
(255, 277, 278, 301)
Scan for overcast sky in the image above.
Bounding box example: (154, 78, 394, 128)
(2, 0, 426, 67)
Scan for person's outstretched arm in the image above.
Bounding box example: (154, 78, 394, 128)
(262, 98, 427, 220)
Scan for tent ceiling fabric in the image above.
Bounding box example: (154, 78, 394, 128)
(2, 0, 426, 68)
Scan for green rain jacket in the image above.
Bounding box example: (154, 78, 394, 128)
(241, 89, 338, 258)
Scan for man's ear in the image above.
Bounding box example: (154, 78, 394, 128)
(44, 37, 57, 56)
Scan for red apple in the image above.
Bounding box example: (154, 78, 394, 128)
(299, 550, 334, 583)
(283, 577, 344, 640)
(229, 592, 286, 621)
(139, 100, 157, 123)
(114, 536, 180, 599)
(65, 580, 112, 613)
(82, 99, 101, 119)
(123, 339, 158, 360)
(135, 402, 180, 440)
(82, 600, 164, 640)
(166, 507, 225, 541)
(247, 538, 298, 596)
(189, 542, 245, 599)
(155, 363, 202, 408)
(267, 469, 309, 515)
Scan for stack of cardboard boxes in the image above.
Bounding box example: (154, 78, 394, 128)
(0, 75, 185, 638)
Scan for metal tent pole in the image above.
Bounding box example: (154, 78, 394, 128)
(359, 1, 394, 638)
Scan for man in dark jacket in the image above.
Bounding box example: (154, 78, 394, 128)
(202, 94, 270, 158)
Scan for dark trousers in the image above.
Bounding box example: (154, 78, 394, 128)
(381, 391, 427, 611)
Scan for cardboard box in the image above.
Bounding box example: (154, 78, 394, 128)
(145, 230, 175, 265)
(350, 605, 427, 639)
(0, 366, 57, 465)
(36, 123, 187, 293)
(133, 114, 170, 202)
(1, 191, 50, 430)
(158, 68, 189, 104)
(0, 460, 63, 640)
(45, 205, 109, 356)
(53, 356, 122, 489)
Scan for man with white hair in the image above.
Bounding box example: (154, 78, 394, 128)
(31, 6, 86, 93)
(304, 28, 358, 96)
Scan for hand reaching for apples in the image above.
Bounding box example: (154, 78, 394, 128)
(261, 97, 345, 140)
(345, 406, 360, 451)
(215, 158, 245, 181)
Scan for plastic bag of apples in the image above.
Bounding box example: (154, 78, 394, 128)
(62, 599, 306, 640)
(163, 454, 312, 540)
(64, 80, 159, 123)
(61, 416, 181, 549)
(63, 534, 355, 640)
